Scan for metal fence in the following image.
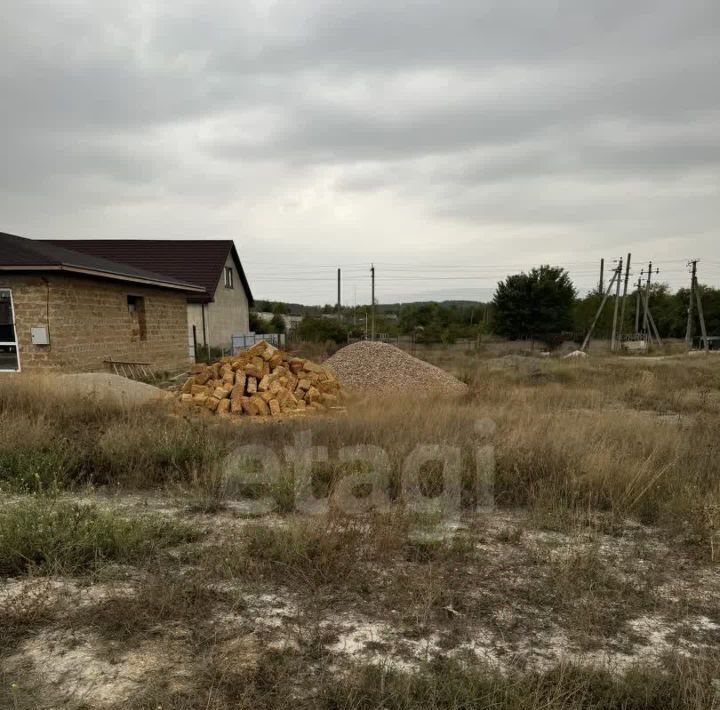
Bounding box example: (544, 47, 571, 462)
(231, 332, 286, 354)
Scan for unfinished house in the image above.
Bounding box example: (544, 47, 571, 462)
(0, 232, 205, 373)
(47, 240, 254, 353)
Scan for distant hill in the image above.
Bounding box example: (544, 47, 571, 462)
(376, 300, 488, 310)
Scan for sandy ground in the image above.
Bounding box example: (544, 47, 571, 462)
(2, 494, 719, 708)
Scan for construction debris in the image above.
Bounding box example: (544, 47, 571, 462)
(325, 341, 469, 397)
(178, 341, 343, 417)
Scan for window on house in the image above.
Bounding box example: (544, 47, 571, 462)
(127, 295, 147, 341)
(0, 288, 20, 372)
(224, 267, 234, 289)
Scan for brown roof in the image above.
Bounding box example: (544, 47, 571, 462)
(0, 232, 205, 293)
(45, 239, 253, 305)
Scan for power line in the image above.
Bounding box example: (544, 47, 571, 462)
(249, 254, 719, 305)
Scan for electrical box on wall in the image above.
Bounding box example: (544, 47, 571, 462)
(31, 326, 50, 346)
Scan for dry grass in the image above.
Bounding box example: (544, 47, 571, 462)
(2, 357, 720, 543)
(113, 653, 720, 709)
(1, 353, 720, 707)
(311, 656, 720, 710)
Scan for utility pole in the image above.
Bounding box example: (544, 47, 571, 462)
(634, 275, 643, 334)
(610, 258, 623, 352)
(337, 268, 341, 322)
(686, 260, 696, 350)
(617, 253, 632, 343)
(642, 262, 658, 335)
(370, 264, 376, 341)
(639, 262, 662, 348)
(687, 260, 709, 353)
(581, 267, 619, 351)
(599, 258, 605, 293)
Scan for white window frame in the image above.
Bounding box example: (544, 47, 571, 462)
(0, 287, 21, 373)
(224, 267, 234, 289)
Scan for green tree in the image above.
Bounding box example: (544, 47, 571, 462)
(573, 289, 613, 337)
(397, 302, 485, 343)
(676, 285, 720, 339)
(645, 283, 685, 338)
(698, 285, 720, 336)
(493, 266, 576, 341)
(249, 312, 272, 333)
(270, 313, 287, 334)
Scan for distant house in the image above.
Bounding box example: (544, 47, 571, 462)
(256, 311, 303, 332)
(47, 240, 254, 352)
(0, 232, 204, 373)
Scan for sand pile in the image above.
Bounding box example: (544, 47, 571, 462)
(325, 341, 468, 397)
(58, 373, 167, 406)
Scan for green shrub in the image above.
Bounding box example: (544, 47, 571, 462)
(0, 443, 85, 493)
(297, 317, 347, 344)
(0, 498, 200, 576)
(0, 414, 86, 493)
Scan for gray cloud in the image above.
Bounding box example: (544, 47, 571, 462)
(1, 0, 719, 301)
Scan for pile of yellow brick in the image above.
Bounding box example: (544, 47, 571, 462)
(178, 340, 344, 417)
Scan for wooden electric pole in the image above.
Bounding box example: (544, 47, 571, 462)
(370, 264, 376, 341)
(634, 276, 643, 334)
(599, 258, 605, 293)
(610, 258, 623, 351)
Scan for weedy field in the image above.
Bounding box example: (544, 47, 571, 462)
(1, 350, 719, 709)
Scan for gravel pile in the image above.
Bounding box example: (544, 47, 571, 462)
(325, 341, 469, 397)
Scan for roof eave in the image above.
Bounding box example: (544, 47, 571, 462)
(229, 243, 254, 306)
(0, 264, 205, 293)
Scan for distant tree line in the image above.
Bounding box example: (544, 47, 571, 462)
(494, 267, 720, 344)
(250, 271, 720, 346)
(573, 283, 720, 340)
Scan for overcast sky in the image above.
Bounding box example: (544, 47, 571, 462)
(2, 0, 719, 304)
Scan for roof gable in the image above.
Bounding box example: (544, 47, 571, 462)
(45, 239, 254, 305)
